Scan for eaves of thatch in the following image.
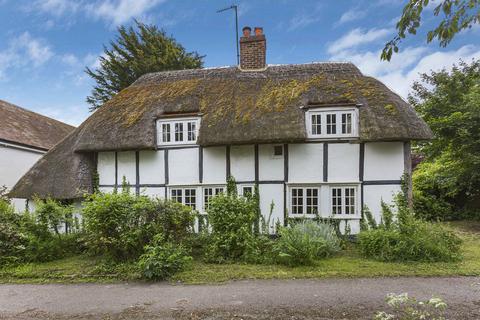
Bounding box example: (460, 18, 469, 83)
(9, 62, 432, 199)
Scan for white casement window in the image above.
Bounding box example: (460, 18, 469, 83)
(203, 187, 225, 211)
(331, 186, 357, 215)
(306, 107, 358, 139)
(239, 185, 254, 197)
(290, 187, 320, 216)
(157, 117, 200, 146)
(170, 188, 197, 210)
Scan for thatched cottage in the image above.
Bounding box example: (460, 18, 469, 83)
(10, 27, 432, 233)
(0, 100, 74, 210)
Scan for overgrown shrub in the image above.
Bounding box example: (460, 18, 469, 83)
(358, 189, 462, 262)
(204, 177, 259, 263)
(0, 197, 27, 265)
(82, 190, 195, 261)
(138, 234, 192, 280)
(33, 198, 74, 235)
(274, 220, 340, 266)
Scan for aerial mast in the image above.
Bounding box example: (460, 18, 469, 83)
(217, 4, 239, 65)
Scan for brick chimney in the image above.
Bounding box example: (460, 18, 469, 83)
(239, 26, 266, 70)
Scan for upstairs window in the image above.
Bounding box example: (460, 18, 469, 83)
(306, 107, 358, 139)
(157, 117, 200, 146)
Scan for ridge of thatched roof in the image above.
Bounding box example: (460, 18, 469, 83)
(10, 62, 432, 199)
(0, 99, 74, 150)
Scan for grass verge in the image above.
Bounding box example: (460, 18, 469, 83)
(1, 221, 479, 284)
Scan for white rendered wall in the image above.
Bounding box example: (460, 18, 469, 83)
(328, 143, 359, 182)
(203, 146, 226, 184)
(259, 184, 284, 232)
(97, 152, 116, 185)
(117, 151, 136, 185)
(139, 150, 165, 185)
(288, 143, 323, 183)
(230, 145, 255, 181)
(0, 145, 44, 211)
(258, 144, 284, 181)
(140, 187, 165, 199)
(364, 142, 404, 181)
(168, 148, 199, 185)
(364, 184, 402, 223)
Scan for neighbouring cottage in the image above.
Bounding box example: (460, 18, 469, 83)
(10, 27, 432, 233)
(0, 100, 74, 210)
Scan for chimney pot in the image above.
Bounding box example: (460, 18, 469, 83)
(242, 26, 251, 37)
(254, 27, 263, 36)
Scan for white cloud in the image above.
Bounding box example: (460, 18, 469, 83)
(337, 8, 367, 25)
(329, 44, 480, 98)
(288, 3, 324, 31)
(86, 0, 166, 25)
(34, 0, 80, 16)
(0, 32, 53, 78)
(327, 27, 393, 54)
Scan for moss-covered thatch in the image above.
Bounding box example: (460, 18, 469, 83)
(10, 62, 432, 199)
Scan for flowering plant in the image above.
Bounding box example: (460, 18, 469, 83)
(374, 293, 447, 320)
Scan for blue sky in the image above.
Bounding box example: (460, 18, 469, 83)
(0, 0, 478, 126)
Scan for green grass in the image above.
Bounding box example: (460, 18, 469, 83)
(1, 221, 479, 284)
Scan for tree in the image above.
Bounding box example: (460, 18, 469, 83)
(410, 59, 480, 218)
(382, 0, 479, 61)
(86, 20, 203, 110)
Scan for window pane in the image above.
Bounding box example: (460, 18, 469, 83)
(327, 114, 337, 134)
(243, 187, 253, 197)
(162, 123, 171, 142)
(204, 188, 213, 210)
(171, 189, 182, 203)
(345, 188, 355, 214)
(306, 188, 318, 214)
(332, 188, 342, 214)
(185, 189, 196, 210)
(311, 114, 321, 135)
(342, 113, 352, 134)
(291, 188, 304, 214)
(175, 123, 184, 142)
(187, 121, 196, 141)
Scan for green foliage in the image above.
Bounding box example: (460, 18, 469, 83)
(274, 220, 340, 266)
(33, 198, 73, 235)
(86, 20, 203, 110)
(374, 293, 447, 320)
(138, 234, 192, 280)
(359, 193, 462, 262)
(382, 0, 480, 60)
(0, 198, 27, 265)
(410, 60, 480, 219)
(204, 189, 258, 263)
(82, 191, 195, 261)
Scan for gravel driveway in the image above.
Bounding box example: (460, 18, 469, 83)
(1, 277, 479, 319)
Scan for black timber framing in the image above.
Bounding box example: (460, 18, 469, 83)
(323, 143, 328, 182)
(363, 180, 402, 185)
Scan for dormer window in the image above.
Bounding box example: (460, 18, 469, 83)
(306, 107, 359, 139)
(157, 117, 200, 146)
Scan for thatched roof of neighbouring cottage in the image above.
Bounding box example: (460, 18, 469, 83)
(0, 100, 74, 150)
(9, 62, 433, 199)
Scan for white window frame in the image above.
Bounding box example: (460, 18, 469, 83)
(202, 186, 225, 212)
(288, 186, 320, 217)
(169, 187, 198, 210)
(239, 184, 254, 197)
(305, 107, 359, 139)
(157, 117, 201, 146)
(329, 185, 359, 217)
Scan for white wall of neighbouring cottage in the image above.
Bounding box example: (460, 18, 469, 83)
(258, 144, 284, 181)
(97, 151, 115, 185)
(203, 146, 226, 184)
(230, 145, 255, 181)
(288, 143, 323, 182)
(117, 151, 136, 185)
(0, 145, 44, 211)
(364, 142, 404, 181)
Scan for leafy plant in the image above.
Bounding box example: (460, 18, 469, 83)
(359, 191, 462, 262)
(374, 293, 447, 320)
(138, 234, 192, 280)
(0, 198, 27, 265)
(274, 220, 340, 266)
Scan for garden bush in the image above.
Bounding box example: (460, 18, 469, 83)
(138, 234, 192, 280)
(0, 197, 27, 265)
(82, 190, 195, 261)
(204, 177, 260, 263)
(274, 220, 340, 266)
(358, 189, 462, 262)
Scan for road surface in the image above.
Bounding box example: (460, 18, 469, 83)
(0, 277, 479, 319)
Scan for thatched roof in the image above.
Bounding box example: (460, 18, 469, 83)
(10, 62, 432, 199)
(0, 99, 74, 150)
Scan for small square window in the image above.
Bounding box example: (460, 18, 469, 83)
(242, 186, 253, 197)
(273, 145, 283, 157)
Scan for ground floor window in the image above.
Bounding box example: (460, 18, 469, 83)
(170, 188, 197, 210)
(331, 186, 356, 215)
(203, 187, 225, 210)
(290, 187, 320, 215)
